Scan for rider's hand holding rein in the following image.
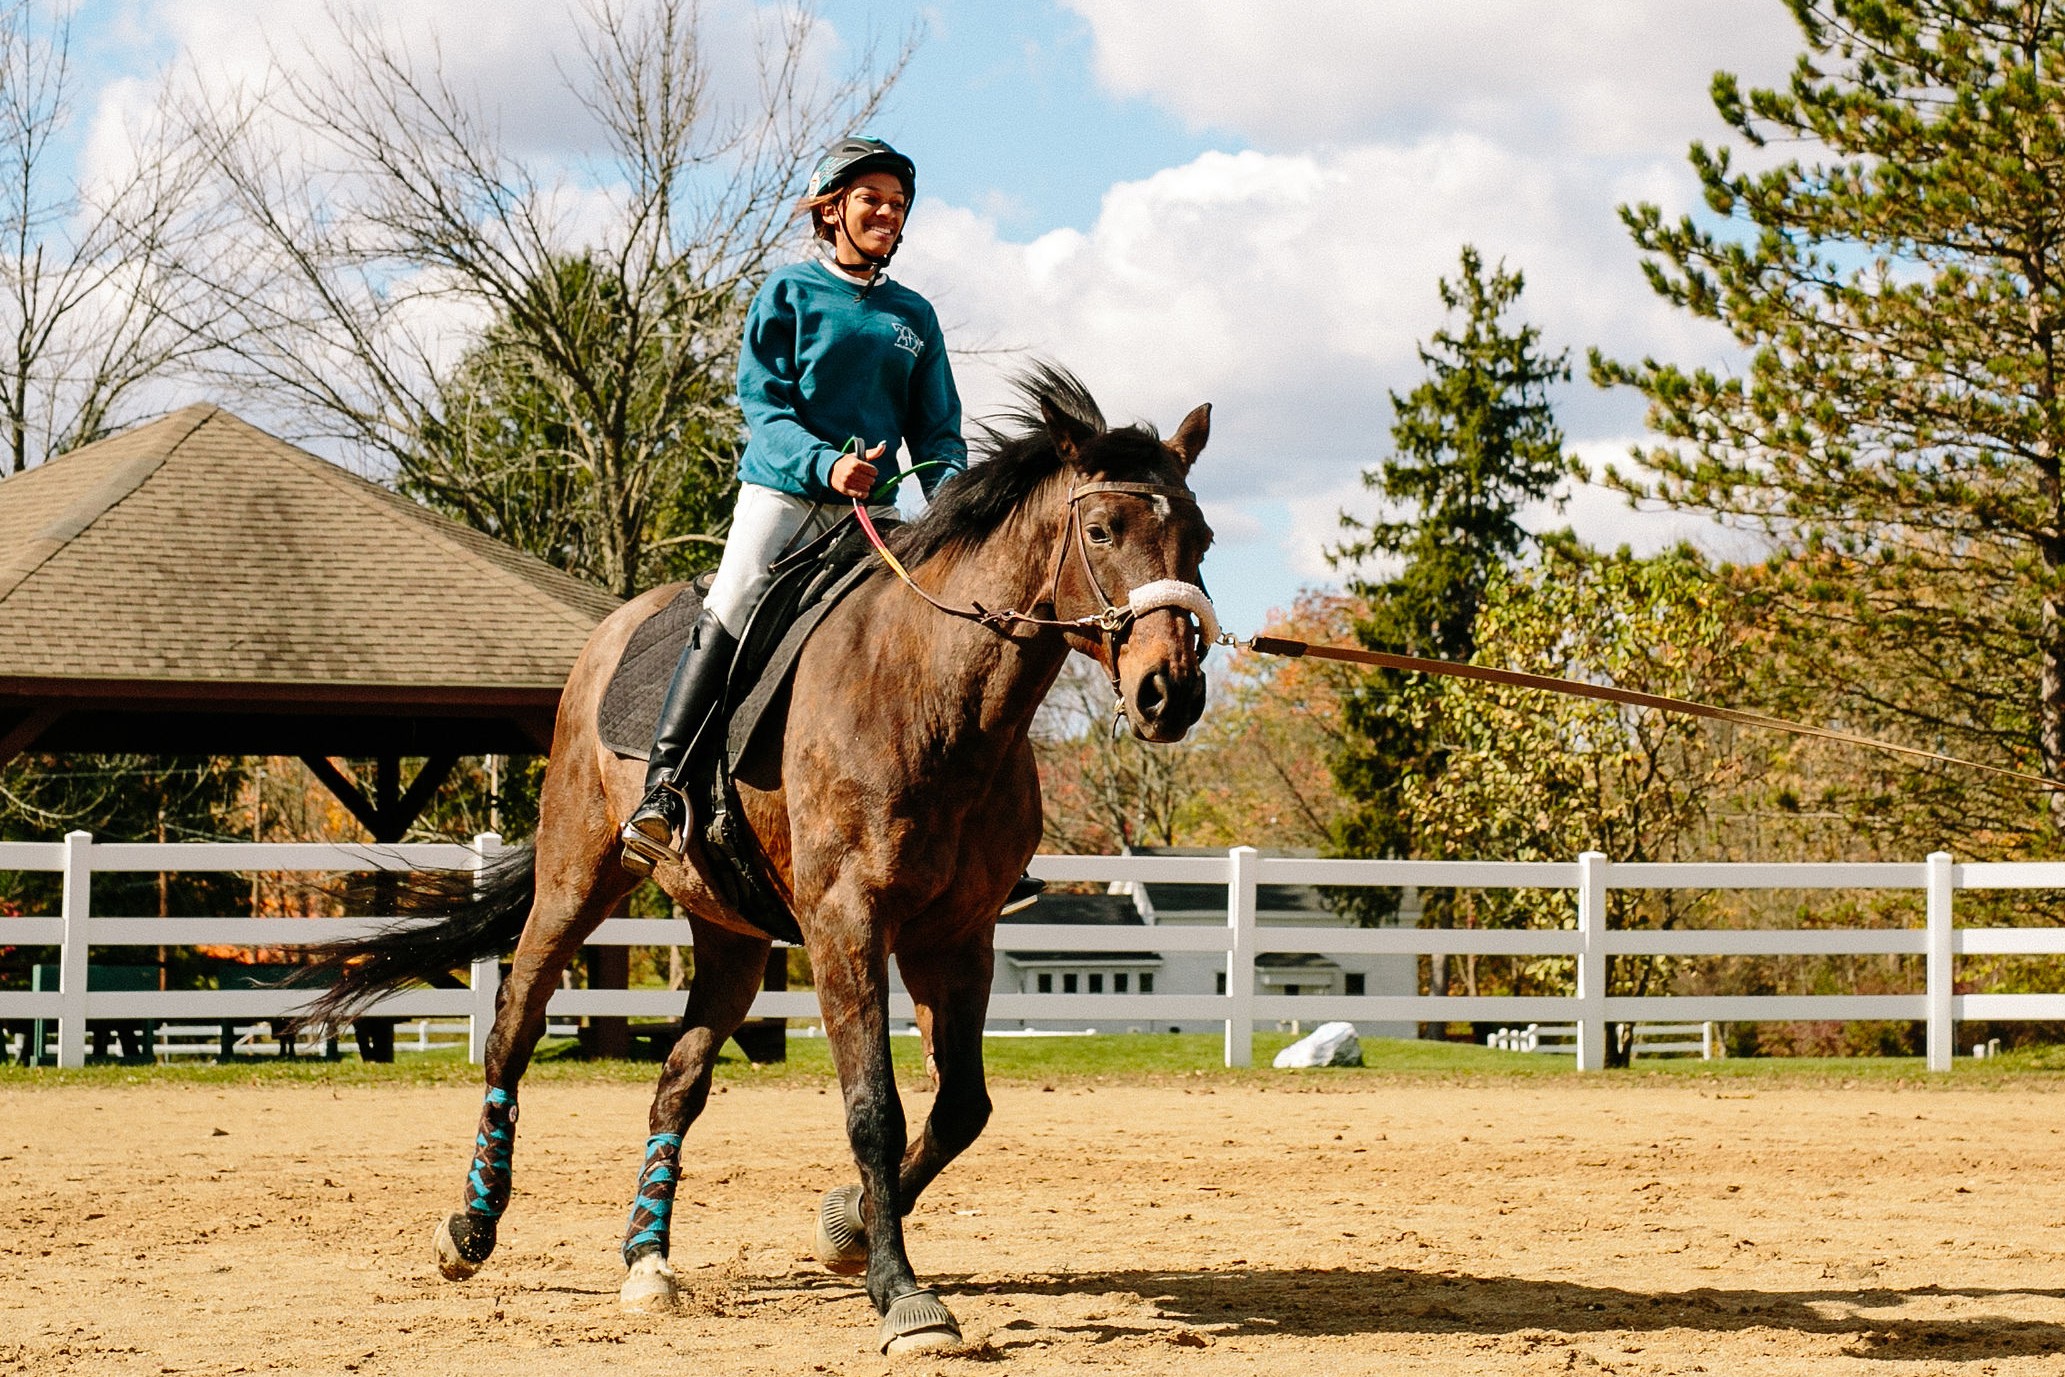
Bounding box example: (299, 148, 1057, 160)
(831, 442, 884, 500)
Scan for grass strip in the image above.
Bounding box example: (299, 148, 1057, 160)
(6, 1030, 2065, 1089)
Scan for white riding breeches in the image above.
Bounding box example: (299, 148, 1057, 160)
(703, 482, 898, 637)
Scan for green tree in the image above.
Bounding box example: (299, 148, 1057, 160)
(1406, 545, 1761, 1059)
(1594, 0, 2065, 836)
(1329, 246, 1579, 920)
(409, 253, 741, 591)
(1411, 547, 1752, 878)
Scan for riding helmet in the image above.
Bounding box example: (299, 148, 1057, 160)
(806, 136, 916, 201)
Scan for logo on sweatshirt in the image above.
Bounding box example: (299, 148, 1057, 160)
(891, 322, 923, 357)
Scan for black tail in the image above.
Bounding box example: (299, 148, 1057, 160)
(294, 844, 537, 1026)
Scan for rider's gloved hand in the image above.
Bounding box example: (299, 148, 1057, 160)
(830, 441, 885, 499)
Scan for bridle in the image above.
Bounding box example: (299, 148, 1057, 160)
(852, 479, 1222, 720)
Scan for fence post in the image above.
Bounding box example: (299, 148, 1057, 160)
(56, 830, 92, 1069)
(1575, 851, 1608, 1072)
(468, 832, 503, 1066)
(1224, 846, 1258, 1068)
(1926, 849, 1954, 1073)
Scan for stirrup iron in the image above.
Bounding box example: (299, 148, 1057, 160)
(620, 783, 690, 875)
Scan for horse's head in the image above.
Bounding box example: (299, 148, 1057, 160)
(1039, 393, 1216, 743)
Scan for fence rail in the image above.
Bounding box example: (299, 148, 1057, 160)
(5, 835, 2065, 1069)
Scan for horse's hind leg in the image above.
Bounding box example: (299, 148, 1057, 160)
(617, 916, 771, 1313)
(435, 836, 632, 1281)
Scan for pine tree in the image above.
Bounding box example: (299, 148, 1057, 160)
(1329, 247, 1577, 914)
(1594, 0, 2065, 831)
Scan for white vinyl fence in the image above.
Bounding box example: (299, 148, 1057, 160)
(5, 835, 2065, 1070)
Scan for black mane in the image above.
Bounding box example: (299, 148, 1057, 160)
(885, 363, 1171, 569)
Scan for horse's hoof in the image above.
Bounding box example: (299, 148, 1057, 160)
(434, 1215, 479, 1280)
(620, 1251, 678, 1314)
(813, 1183, 867, 1275)
(434, 1212, 494, 1280)
(879, 1288, 961, 1355)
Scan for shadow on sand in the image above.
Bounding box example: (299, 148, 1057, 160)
(902, 1266, 2065, 1364)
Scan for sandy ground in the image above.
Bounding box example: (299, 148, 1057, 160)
(7, 1073, 2065, 1376)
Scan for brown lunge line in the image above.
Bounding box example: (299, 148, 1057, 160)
(1244, 635, 2064, 793)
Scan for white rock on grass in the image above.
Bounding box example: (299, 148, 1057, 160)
(1272, 1021, 1362, 1068)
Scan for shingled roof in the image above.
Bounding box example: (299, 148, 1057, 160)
(0, 405, 621, 760)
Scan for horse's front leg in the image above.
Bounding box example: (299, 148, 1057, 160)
(812, 938, 994, 1278)
(812, 906, 963, 1355)
(896, 937, 995, 1206)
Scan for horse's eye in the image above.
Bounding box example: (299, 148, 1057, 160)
(1085, 523, 1112, 545)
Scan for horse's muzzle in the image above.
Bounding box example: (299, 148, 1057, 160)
(1121, 609, 1208, 742)
(1131, 664, 1206, 742)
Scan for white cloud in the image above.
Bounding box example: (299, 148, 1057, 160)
(900, 2, 1806, 600)
(1282, 472, 1377, 582)
(905, 138, 1741, 586)
(108, 1, 857, 168)
(1059, 0, 1802, 158)
(1278, 468, 1764, 599)
(133, 0, 596, 152)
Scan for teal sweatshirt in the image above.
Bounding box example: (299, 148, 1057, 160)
(736, 259, 966, 502)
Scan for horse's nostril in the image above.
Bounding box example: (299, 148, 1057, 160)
(1139, 670, 1170, 719)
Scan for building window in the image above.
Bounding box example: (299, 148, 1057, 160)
(1089, 973, 1103, 994)
(1114, 973, 1128, 993)
(1215, 971, 1227, 995)
(1140, 973, 1154, 993)
(1063, 973, 1078, 993)
(1037, 973, 1052, 993)
(1345, 973, 1365, 996)
(1283, 984, 1300, 996)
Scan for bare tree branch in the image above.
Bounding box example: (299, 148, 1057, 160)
(0, 0, 215, 474)
(172, 0, 914, 595)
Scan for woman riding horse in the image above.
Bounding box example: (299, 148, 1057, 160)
(619, 135, 1034, 923)
(619, 134, 942, 869)
(299, 145, 1219, 1356)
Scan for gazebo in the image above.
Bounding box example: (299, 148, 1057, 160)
(0, 404, 621, 836)
(0, 404, 633, 1060)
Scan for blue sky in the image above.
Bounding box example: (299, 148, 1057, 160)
(822, 1, 1222, 236)
(64, 0, 1807, 634)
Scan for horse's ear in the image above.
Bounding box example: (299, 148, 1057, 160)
(1040, 396, 1096, 464)
(1166, 403, 1211, 472)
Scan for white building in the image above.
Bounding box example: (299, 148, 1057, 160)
(980, 847, 1421, 1038)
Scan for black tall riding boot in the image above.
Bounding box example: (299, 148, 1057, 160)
(620, 607, 738, 876)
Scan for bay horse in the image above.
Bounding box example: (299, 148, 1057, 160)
(303, 366, 1216, 1354)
